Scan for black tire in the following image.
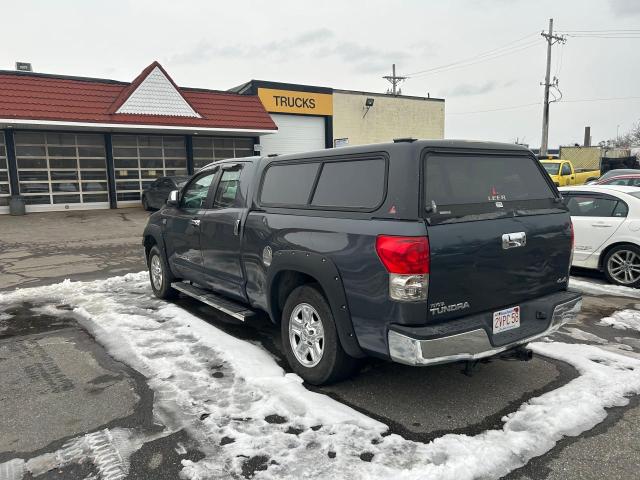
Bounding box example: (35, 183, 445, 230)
(281, 284, 359, 385)
(142, 195, 151, 211)
(148, 245, 178, 299)
(603, 244, 640, 288)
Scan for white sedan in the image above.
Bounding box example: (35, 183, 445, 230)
(560, 185, 640, 287)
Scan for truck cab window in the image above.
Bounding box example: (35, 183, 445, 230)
(561, 163, 572, 176)
(213, 167, 243, 208)
(181, 172, 215, 210)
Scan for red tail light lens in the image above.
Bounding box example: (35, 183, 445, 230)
(375, 236, 430, 274)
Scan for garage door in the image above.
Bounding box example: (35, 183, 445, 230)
(260, 114, 325, 156)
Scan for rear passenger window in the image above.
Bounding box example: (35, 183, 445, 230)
(260, 162, 319, 205)
(565, 195, 621, 217)
(311, 159, 385, 208)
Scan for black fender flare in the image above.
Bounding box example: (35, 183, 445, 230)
(267, 250, 365, 358)
(142, 224, 167, 265)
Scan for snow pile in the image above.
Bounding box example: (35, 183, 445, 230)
(599, 309, 640, 332)
(569, 277, 640, 298)
(2, 274, 640, 479)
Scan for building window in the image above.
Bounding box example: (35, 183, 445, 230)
(112, 135, 187, 202)
(192, 137, 253, 170)
(0, 133, 9, 207)
(14, 132, 108, 206)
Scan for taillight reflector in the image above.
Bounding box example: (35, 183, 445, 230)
(375, 236, 430, 274)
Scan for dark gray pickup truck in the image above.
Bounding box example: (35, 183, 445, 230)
(143, 139, 582, 384)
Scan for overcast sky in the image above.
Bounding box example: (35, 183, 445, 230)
(3, 0, 640, 148)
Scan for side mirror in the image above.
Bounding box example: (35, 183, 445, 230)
(166, 190, 179, 207)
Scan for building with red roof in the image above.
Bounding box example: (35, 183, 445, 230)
(0, 62, 276, 212)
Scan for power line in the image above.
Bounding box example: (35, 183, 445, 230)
(405, 31, 539, 78)
(448, 96, 640, 115)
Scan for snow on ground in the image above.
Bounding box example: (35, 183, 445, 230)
(599, 309, 640, 332)
(569, 277, 640, 298)
(1, 273, 640, 479)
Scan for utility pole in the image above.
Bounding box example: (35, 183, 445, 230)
(540, 18, 566, 157)
(383, 64, 406, 96)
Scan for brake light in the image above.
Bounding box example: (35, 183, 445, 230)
(375, 236, 430, 274)
(376, 236, 430, 301)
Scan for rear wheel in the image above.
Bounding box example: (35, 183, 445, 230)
(604, 245, 640, 287)
(148, 245, 177, 299)
(281, 284, 359, 385)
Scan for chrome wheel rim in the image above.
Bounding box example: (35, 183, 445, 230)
(289, 303, 325, 368)
(607, 250, 640, 285)
(150, 255, 163, 290)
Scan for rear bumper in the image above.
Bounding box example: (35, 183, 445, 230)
(387, 291, 582, 366)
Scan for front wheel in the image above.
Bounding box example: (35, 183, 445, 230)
(148, 245, 177, 299)
(281, 284, 359, 385)
(604, 245, 640, 288)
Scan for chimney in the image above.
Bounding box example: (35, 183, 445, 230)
(584, 126, 591, 147)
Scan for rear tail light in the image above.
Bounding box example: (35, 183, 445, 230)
(376, 236, 430, 301)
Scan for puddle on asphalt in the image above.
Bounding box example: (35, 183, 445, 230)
(0, 302, 76, 338)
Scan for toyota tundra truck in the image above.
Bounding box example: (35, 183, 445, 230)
(143, 139, 582, 385)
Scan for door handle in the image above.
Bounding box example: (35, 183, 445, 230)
(591, 223, 612, 227)
(502, 232, 526, 249)
(191, 219, 201, 227)
(233, 219, 241, 236)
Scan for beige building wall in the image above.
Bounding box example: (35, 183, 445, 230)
(332, 91, 445, 146)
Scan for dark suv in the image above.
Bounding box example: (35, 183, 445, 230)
(143, 140, 582, 385)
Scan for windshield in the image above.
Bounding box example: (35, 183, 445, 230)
(542, 163, 560, 175)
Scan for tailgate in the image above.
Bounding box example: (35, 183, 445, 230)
(423, 151, 572, 321)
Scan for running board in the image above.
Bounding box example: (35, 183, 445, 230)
(171, 282, 255, 321)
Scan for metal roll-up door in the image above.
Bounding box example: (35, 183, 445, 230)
(260, 114, 325, 156)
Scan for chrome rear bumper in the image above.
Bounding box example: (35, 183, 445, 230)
(388, 296, 582, 366)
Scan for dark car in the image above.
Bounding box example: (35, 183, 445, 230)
(142, 176, 190, 211)
(594, 169, 639, 183)
(142, 140, 582, 385)
(595, 173, 640, 187)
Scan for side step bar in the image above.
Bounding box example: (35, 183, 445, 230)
(171, 281, 255, 321)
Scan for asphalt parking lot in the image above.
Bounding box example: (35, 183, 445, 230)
(1, 208, 639, 479)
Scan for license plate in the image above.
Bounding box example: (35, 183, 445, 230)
(493, 306, 520, 334)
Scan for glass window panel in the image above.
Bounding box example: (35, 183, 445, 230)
(113, 147, 138, 157)
(17, 158, 47, 169)
(0, 146, 6, 156)
(162, 136, 185, 147)
(194, 147, 214, 158)
(0, 172, 8, 182)
(52, 182, 79, 193)
(78, 147, 106, 158)
(23, 195, 51, 205)
(82, 182, 107, 192)
(0, 196, 8, 206)
(76, 134, 104, 146)
(114, 158, 138, 169)
(50, 171, 78, 181)
(164, 169, 188, 176)
(16, 145, 46, 156)
(140, 158, 163, 168)
(49, 158, 77, 169)
(137, 136, 162, 147)
(81, 171, 107, 180)
(138, 147, 163, 158)
(46, 133, 76, 145)
(116, 169, 139, 179)
(14, 132, 45, 144)
(52, 194, 81, 204)
(260, 163, 320, 205)
(163, 147, 186, 158)
(0, 184, 10, 195)
(117, 191, 141, 201)
(192, 137, 211, 148)
(19, 171, 49, 181)
(20, 183, 50, 193)
(214, 138, 234, 149)
(141, 170, 162, 179)
(235, 138, 253, 149)
(112, 135, 137, 147)
(116, 181, 140, 191)
(165, 158, 186, 168)
(235, 149, 253, 158)
(48, 146, 76, 157)
(79, 158, 106, 169)
(311, 159, 386, 209)
(82, 194, 109, 203)
(193, 159, 210, 170)
(215, 149, 234, 159)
